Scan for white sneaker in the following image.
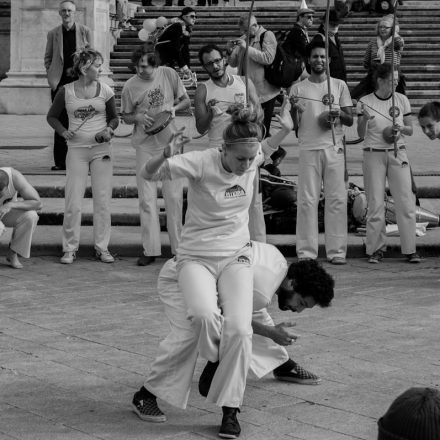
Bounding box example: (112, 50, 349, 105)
(60, 251, 76, 264)
(96, 250, 115, 263)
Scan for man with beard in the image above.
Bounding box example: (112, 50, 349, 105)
(194, 44, 266, 242)
(289, 40, 353, 264)
(131, 241, 334, 439)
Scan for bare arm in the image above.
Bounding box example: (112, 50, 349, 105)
(194, 83, 213, 134)
(0, 170, 42, 220)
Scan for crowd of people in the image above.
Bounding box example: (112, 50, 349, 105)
(1, 1, 440, 438)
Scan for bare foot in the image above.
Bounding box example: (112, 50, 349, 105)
(6, 251, 23, 269)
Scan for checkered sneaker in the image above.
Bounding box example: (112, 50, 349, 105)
(274, 362, 321, 385)
(132, 390, 166, 422)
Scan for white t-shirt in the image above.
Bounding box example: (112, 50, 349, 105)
(167, 147, 265, 256)
(65, 82, 114, 148)
(358, 92, 411, 149)
(290, 77, 352, 150)
(158, 241, 288, 310)
(204, 75, 246, 149)
(120, 67, 186, 153)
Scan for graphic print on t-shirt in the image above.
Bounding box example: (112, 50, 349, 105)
(322, 93, 335, 106)
(74, 105, 96, 120)
(225, 184, 246, 198)
(147, 87, 165, 108)
(389, 106, 401, 118)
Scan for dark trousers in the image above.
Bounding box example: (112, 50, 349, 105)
(261, 95, 277, 138)
(51, 86, 69, 168)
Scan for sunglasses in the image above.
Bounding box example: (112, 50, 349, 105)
(186, 14, 196, 18)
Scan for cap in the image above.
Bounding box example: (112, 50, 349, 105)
(298, 0, 314, 16)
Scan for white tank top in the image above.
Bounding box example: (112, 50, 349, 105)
(0, 167, 18, 205)
(204, 75, 247, 149)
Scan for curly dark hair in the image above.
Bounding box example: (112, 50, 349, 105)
(283, 259, 334, 307)
(419, 101, 440, 122)
(306, 39, 326, 59)
(130, 44, 157, 73)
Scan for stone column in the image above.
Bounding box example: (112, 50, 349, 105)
(0, 0, 114, 114)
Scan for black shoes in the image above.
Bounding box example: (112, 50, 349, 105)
(199, 360, 219, 397)
(51, 165, 66, 171)
(219, 407, 241, 439)
(132, 387, 166, 422)
(137, 255, 156, 266)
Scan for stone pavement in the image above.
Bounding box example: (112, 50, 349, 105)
(1, 256, 440, 440)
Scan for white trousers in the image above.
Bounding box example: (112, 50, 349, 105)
(135, 147, 183, 256)
(144, 259, 288, 409)
(296, 148, 347, 260)
(363, 149, 416, 255)
(63, 145, 113, 253)
(2, 209, 39, 258)
(177, 246, 254, 408)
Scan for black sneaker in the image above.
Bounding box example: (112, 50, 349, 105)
(132, 387, 166, 422)
(219, 407, 241, 439)
(137, 255, 156, 266)
(199, 361, 219, 397)
(406, 253, 422, 264)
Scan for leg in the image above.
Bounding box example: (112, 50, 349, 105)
(135, 148, 161, 257)
(89, 146, 113, 253)
(261, 96, 277, 138)
(296, 150, 323, 259)
(363, 151, 387, 255)
(63, 148, 89, 252)
(248, 170, 266, 242)
(387, 151, 416, 255)
(144, 259, 200, 409)
(323, 148, 347, 260)
(2, 209, 39, 264)
(178, 260, 223, 363)
(207, 254, 253, 408)
(161, 178, 184, 255)
(51, 87, 68, 169)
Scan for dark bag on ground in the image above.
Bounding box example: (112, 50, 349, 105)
(260, 31, 303, 88)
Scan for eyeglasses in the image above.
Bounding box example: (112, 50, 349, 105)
(379, 26, 391, 29)
(204, 58, 224, 68)
(186, 14, 196, 18)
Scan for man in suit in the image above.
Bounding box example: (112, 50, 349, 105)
(44, 0, 91, 171)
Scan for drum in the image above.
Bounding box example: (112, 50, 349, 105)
(144, 110, 173, 135)
(351, 191, 368, 224)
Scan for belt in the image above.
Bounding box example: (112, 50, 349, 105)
(363, 146, 406, 152)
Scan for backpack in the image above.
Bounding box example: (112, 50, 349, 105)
(259, 31, 303, 88)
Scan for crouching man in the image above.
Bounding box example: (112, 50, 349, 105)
(132, 241, 334, 439)
(0, 167, 41, 269)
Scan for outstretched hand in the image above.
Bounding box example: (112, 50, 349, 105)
(164, 127, 190, 158)
(270, 321, 299, 346)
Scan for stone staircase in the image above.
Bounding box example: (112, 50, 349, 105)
(110, 2, 440, 112)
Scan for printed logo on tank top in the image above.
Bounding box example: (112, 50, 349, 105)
(389, 106, 400, 118)
(322, 93, 335, 106)
(74, 105, 96, 120)
(224, 184, 246, 198)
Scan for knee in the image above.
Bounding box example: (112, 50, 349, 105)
(21, 210, 39, 226)
(223, 316, 252, 339)
(188, 306, 221, 329)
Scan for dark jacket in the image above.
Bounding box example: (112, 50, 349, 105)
(312, 24, 347, 82)
(283, 22, 309, 61)
(155, 19, 192, 68)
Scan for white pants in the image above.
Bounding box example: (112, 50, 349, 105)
(2, 209, 39, 258)
(296, 148, 347, 260)
(144, 259, 288, 409)
(177, 246, 254, 408)
(135, 147, 183, 256)
(363, 149, 416, 255)
(63, 145, 113, 253)
(249, 171, 266, 243)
